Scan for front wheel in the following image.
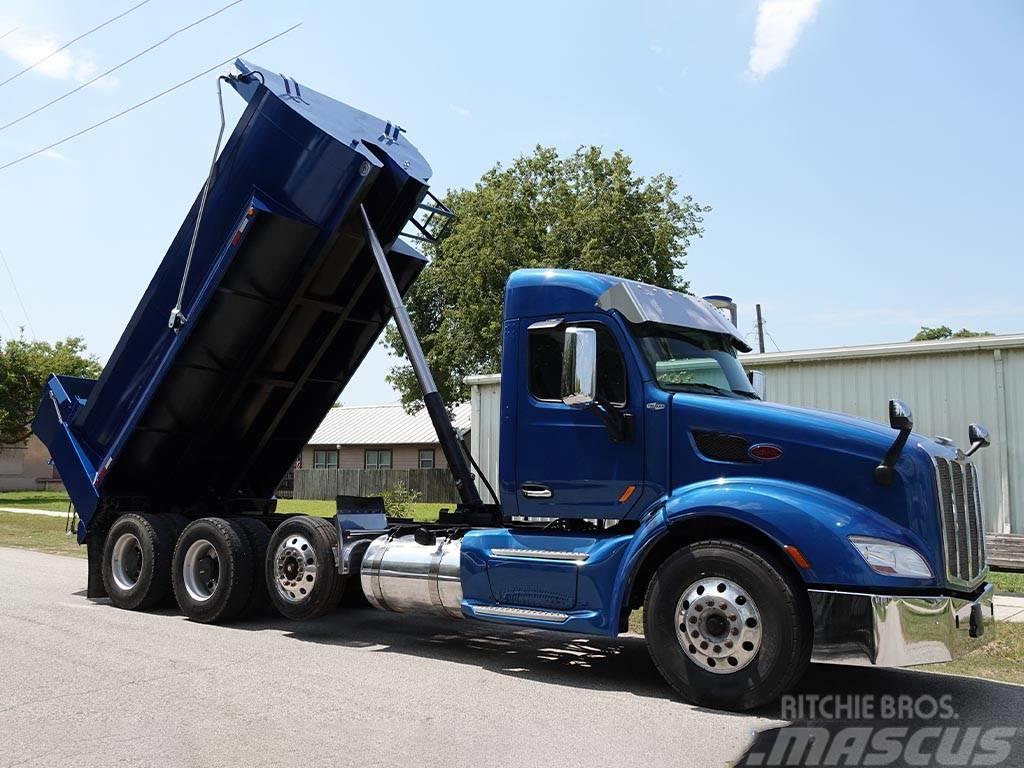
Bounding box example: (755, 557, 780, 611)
(643, 539, 811, 711)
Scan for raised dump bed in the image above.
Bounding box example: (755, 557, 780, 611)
(33, 59, 439, 540)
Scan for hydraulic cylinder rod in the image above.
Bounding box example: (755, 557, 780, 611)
(359, 206, 484, 510)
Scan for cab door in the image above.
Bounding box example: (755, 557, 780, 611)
(513, 316, 644, 520)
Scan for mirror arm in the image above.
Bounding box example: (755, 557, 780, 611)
(874, 428, 910, 486)
(589, 398, 632, 443)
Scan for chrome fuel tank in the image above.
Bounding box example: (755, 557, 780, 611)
(360, 534, 464, 619)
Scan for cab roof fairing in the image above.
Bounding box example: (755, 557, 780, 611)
(596, 280, 752, 352)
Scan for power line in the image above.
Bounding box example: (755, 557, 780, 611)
(0, 23, 301, 174)
(0, 245, 36, 340)
(0, 0, 154, 90)
(0, 300, 15, 338)
(0, 27, 19, 42)
(0, 0, 245, 133)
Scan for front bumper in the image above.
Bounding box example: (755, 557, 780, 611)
(808, 582, 995, 667)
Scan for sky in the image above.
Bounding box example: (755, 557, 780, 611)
(0, 0, 1021, 405)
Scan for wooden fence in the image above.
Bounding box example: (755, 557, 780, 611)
(294, 468, 459, 503)
(986, 533, 1024, 571)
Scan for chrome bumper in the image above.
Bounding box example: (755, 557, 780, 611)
(808, 582, 995, 667)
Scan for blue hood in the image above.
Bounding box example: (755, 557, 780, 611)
(672, 394, 941, 543)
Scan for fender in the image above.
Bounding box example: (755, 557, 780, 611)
(610, 477, 942, 630)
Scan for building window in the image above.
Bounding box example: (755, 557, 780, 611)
(418, 449, 435, 469)
(365, 449, 392, 470)
(313, 449, 338, 469)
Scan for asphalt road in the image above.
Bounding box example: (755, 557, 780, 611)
(1, 547, 1021, 768)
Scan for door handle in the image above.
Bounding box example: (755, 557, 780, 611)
(520, 484, 552, 499)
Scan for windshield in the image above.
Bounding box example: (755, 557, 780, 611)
(634, 324, 756, 398)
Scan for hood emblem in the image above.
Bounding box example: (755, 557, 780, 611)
(749, 443, 783, 461)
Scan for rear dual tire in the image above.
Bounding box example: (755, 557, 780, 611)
(101, 513, 176, 611)
(265, 516, 345, 621)
(171, 517, 273, 623)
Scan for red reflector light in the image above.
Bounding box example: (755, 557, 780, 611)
(749, 443, 783, 461)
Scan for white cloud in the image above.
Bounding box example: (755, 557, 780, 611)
(0, 29, 99, 83)
(747, 0, 822, 81)
(449, 104, 470, 117)
(40, 149, 67, 161)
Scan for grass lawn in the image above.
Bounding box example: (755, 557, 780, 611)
(989, 569, 1024, 594)
(921, 621, 1024, 686)
(0, 492, 449, 523)
(0, 511, 84, 557)
(0, 490, 73, 512)
(274, 498, 446, 522)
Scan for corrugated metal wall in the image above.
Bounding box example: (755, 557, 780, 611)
(467, 336, 1023, 534)
(468, 374, 502, 503)
(746, 339, 1023, 534)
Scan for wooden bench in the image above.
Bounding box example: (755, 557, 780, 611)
(986, 534, 1024, 572)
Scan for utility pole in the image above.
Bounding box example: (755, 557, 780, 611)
(755, 304, 766, 354)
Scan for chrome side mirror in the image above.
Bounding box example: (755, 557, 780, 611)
(561, 327, 597, 408)
(888, 399, 914, 432)
(966, 423, 990, 457)
(748, 370, 766, 400)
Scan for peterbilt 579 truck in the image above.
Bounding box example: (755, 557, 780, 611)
(35, 60, 996, 711)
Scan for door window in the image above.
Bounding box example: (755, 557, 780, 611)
(528, 323, 627, 405)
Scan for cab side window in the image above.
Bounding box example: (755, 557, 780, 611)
(528, 324, 627, 405)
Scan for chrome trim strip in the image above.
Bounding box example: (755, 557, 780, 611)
(473, 605, 570, 622)
(490, 548, 589, 562)
(808, 583, 995, 668)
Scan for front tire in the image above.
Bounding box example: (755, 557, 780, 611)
(644, 539, 810, 711)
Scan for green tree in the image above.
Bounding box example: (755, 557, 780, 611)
(0, 335, 101, 443)
(385, 145, 709, 408)
(911, 326, 994, 342)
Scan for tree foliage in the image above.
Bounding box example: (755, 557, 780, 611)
(0, 336, 101, 444)
(385, 145, 709, 409)
(911, 326, 994, 342)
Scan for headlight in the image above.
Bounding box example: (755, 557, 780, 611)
(849, 536, 932, 578)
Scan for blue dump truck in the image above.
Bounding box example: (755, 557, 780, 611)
(35, 60, 996, 711)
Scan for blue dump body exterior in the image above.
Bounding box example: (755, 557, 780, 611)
(33, 62, 991, 681)
(34, 59, 433, 541)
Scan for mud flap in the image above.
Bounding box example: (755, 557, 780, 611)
(86, 531, 108, 599)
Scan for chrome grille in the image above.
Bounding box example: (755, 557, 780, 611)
(932, 456, 986, 585)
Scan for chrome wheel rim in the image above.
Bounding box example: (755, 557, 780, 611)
(110, 532, 143, 591)
(273, 534, 317, 604)
(676, 577, 762, 674)
(182, 539, 220, 602)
